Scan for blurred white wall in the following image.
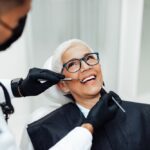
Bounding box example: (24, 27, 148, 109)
(0, 0, 150, 146)
(138, 0, 150, 97)
(118, 0, 150, 103)
(118, 0, 144, 100)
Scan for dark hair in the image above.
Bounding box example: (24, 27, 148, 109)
(0, 0, 25, 14)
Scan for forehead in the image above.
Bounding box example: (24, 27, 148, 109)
(62, 44, 92, 63)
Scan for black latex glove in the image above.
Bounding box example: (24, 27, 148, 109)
(19, 68, 64, 96)
(85, 91, 122, 130)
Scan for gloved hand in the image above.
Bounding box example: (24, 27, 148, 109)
(85, 91, 122, 130)
(12, 68, 65, 97)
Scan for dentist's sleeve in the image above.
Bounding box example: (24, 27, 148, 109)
(21, 126, 92, 150)
(50, 127, 92, 150)
(0, 107, 19, 150)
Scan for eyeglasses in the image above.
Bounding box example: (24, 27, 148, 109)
(0, 19, 13, 32)
(62, 52, 99, 73)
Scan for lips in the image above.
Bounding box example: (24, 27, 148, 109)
(80, 75, 96, 83)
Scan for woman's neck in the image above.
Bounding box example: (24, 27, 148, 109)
(74, 93, 101, 109)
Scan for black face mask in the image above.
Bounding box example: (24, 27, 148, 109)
(0, 15, 27, 51)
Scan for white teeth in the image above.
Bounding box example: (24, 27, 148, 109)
(81, 75, 96, 83)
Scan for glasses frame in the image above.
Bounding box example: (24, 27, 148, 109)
(62, 52, 100, 73)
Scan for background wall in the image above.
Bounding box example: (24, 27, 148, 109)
(138, 0, 150, 97)
(0, 0, 149, 146)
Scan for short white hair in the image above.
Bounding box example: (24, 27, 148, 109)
(51, 39, 93, 73)
(43, 39, 93, 104)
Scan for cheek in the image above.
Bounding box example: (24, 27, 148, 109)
(63, 71, 80, 90)
(98, 69, 103, 80)
(94, 65, 103, 87)
(93, 64, 103, 78)
(63, 69, 79, 79)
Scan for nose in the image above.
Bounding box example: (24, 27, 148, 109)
(80, 60, 92, 72)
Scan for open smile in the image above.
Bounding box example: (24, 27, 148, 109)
(80, 75, 96, 84)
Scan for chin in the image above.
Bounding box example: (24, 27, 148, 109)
(83, 86, 101, 96)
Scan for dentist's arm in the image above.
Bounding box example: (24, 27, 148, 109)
(49, 125, 93, 150)
(0, 107, 19, 150)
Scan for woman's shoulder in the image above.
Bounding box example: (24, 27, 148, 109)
(28, 102, 76, 125)
(122, 100, 150, 115)
(27, 104, 62, 124)
(123, 100, 150, 108)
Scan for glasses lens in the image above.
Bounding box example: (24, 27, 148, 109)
(84, 53, 99, 66)
(66, 59, 80, 73)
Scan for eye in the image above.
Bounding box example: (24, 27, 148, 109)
(67, 60, 79, 69)
(86, 54, 96, 60)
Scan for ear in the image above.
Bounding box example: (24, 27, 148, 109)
(57, 81, 70, 93)
(103, 81, 105, 86)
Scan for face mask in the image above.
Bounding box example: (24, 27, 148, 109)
(0, 15, 27, 51)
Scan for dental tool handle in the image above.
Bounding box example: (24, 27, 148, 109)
(38, 78, 74, 83)
(112, 97, 126, 113)
(61, 78, 81, 81)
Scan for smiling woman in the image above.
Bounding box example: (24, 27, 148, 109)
(57, 40, 103, 109)
(44, 39, 104, 108)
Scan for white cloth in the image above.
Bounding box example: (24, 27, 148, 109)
(76, 103, 90, 118)
(20, 105, 92, 150)
(0, 79, 14, 103)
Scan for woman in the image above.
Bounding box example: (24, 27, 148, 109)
(26, 39, 150, 150)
